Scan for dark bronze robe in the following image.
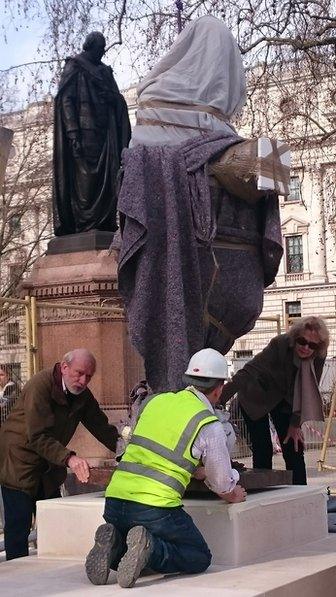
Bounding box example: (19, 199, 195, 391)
(53, 53, 131, 235)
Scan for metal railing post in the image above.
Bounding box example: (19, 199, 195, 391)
(30, 296, 39, 374)
(318, 385, 336, 472)
(24, 295, 33, 379)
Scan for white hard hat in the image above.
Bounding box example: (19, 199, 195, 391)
(184, 348, 228, 383)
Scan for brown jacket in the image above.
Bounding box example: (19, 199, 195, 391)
(221, 334, 325, 421)
(0, 364, 119, 497)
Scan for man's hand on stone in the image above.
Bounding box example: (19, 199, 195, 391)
(284, 425, 305, 452)
(67, 455, 90, 483)
(217, 484, 247, 503)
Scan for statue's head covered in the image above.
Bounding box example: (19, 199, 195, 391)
(131, 16, 247, 146)
(82, 31, 106, 63)
(137, 15, 246, 118)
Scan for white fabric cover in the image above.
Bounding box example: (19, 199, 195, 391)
(131, 15, 246, 146)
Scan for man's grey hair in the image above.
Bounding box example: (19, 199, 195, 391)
(62, 348, 96, 369)
(183, 374, 224, 392)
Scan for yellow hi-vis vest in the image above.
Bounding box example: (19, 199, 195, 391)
(105, 389, 218, 507)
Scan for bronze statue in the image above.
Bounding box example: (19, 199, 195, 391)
(53, 32, 131, 236)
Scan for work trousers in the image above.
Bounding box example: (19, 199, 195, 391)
(104, 497, 212, 574)
(241, 401, 307, 485)
(1, 485, 61, 560)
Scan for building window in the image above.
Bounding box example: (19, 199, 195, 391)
(285, 176, 301, 202)
(8, 214, 21, 234)
(233, 349, 253, 359)
(6, 321, 20, 345)
(7, 362, 21, 382)
(285, 301, 301, 328)
(8, 263, 22, 289)
(286, 235, 303, 273)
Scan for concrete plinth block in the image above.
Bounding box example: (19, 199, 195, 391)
(36, 485, 328, 565)
(186, 485, 328, 565)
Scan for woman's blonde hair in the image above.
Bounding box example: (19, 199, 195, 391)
(288, 316, 330, 358)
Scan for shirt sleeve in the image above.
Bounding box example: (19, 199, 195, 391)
(192, 421, 239, 494)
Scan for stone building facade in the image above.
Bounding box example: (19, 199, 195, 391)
(1, 79, 336, 369)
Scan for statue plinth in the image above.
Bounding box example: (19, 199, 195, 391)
(21, 241, 143, 464)
(47, 230, 114, 254)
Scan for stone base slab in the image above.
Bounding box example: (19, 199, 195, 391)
(36, 485, 328, 566)
(3, 534, 336, 596)
(47, 230, 115, 255)
(20, 247, 120, 296)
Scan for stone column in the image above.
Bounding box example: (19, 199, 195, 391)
(309, 168, 328, 283)
(322, 166, 336, 279)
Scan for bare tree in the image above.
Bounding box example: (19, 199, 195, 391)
(2, 1, 335, 137)
(0, 0, 335, 279)
(0, 93, 53, 296)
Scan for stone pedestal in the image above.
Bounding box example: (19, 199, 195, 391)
(21, 246, 144, 463)
(62, 467, 292, 495)
(36, 486, 328, 564)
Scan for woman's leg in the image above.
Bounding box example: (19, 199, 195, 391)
(240, 406, 273, 469)
(270, 404, 307, 485)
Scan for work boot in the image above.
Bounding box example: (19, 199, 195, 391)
(117, 525, 153, 588)
(85, 523, 120, 585)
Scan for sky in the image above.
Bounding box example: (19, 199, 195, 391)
(0, 16, 44, 71)
(0, 15, 137, 108)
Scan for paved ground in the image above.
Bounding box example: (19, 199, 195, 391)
(2, 535, 336, 597)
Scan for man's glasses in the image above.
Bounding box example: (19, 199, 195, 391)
(295, 336, 319, 351)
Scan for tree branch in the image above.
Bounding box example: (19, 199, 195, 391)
(105, 0, 127, 53)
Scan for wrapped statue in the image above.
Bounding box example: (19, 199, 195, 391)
(117, 16, 284, 392)
(53, 32, 131, 236)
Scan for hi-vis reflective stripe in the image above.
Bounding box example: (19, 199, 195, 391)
(128, 410, 215, 473)
(117, 461, 186, 495)
(175, 410, 215, 456)
(129, 435, 195, 473)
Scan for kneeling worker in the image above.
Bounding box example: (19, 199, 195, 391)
(86, 348, 246, 588)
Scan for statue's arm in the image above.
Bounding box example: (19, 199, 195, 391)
(116, 95, 132, 155)
(59, 65, 81, 156)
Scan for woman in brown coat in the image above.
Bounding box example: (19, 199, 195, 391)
(221, 316, 329, 484)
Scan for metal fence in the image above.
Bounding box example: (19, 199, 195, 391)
(0, 297, 32, 425)
(1, 299, 336, 470)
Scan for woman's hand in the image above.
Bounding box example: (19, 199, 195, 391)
(284, 426, 305, 452)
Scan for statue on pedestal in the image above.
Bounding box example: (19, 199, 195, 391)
(117, 16, 284, 392)
(53, 32, 131, 236)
